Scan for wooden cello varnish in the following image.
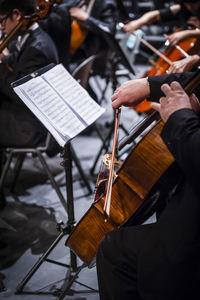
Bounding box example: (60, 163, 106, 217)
(66, 120, 174, 266)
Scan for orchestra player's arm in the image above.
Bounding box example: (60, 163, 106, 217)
(123, 4, 180, 33)
(111, 72, 200, 109)
(166, 28, 200, 46)
(69, 0, 116, 35)
(168, 54, 200, 73)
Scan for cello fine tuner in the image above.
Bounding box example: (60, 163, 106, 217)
(102, 153, 122, 179)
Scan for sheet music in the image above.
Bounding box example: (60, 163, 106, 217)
(12, 64, 105, 147)
(42, 64, 105, 125)
(14, 76, 85, 145)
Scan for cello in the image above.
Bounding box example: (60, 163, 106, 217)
(133, 28, 198, 112)
(65, 68, 200, 267)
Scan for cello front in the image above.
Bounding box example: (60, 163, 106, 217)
(66, 120, 174, 266)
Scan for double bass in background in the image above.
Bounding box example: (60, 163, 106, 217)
(69, 0, 95, 54)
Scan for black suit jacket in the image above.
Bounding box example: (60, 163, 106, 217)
(0, 25, 59, 147)
(137, 73, 200, 299)
(70, 0, 117, 75)
(148, 71, 200, 101)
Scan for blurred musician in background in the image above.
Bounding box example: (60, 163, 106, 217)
(36, 0, 73, 69)
(167, 52, 200, 73)
(0, 0, 59, 207)
(115, 0, 139, 23)
(68, 0, 117, 76)
(123, 0, 200, 47)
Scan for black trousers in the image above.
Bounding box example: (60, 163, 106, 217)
(96, 223, 154, 300)
(0, 152, 5, 207)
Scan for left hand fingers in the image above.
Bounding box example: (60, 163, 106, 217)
(111, 91, 119, 101)
(170, 81, 183, 91)
(151, 102, 160, 112)
(160, 83, 171, 95)
(161, 81, 183, 96)
(190, 93, 200, 113)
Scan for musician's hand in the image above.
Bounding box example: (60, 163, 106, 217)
(0, 47, 9, 61)
(111, 78, 150, 109)
(151, 81, 200, 122)
(166, 30, 191, 46)
(167, 55, 200, 73)
(123, 11, 160, 33)
(123, 19, 144, 33)
(69, 7, 89, 22)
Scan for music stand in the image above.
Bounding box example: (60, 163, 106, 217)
(16, 143, 98, 299)
(90, 23, 135, 174)
(12, 64, 102, 298)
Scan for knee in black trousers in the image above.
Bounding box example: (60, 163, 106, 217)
(96, 228, 141, 300)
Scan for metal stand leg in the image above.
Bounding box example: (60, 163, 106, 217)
(71, 145, 93, 195)
(10, 153, 25, 192)
(15, 142, 97, 298)
(61, 143, 77, 271)
(0, 273, 5, 292)
(16, 223, 71, 293)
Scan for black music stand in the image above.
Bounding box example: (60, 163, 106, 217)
(11, 64, 100, 298)
(90, 23, 135, 174)
(16, 143, 98, 299)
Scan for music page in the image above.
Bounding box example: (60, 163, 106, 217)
(13, 76, 85, 146)
(12, 64, 105, 147)
(42, 64, 105, 125)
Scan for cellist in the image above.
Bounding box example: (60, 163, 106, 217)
(96, 68, 200, 299)
(68, 0, 117, 76)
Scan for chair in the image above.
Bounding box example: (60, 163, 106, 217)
(72, 54, 105, 141)
(0, 133, 70, 212)
(72, 54, 97, 89)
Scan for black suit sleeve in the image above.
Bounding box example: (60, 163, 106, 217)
(84, 0, 117, 35)
(161, 108, 200, 196)
(147, 72, 200, 102)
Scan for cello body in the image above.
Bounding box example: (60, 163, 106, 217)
(66, 120, 174, 266)
(69, 0, 95, 54)
(70, 21, 87, 54)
